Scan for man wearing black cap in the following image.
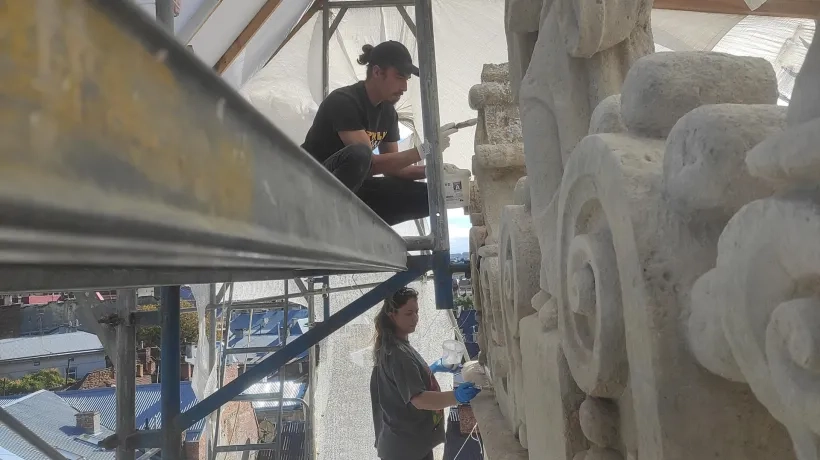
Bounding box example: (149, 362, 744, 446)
(301, 40, 454, 226)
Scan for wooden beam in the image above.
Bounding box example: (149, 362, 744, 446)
(654, 0, 820, 18)
(266, 1, 323, 65)
(214, 0, 284, 74)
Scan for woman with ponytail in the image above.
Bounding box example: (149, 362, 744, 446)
(369, 287, 481, 460)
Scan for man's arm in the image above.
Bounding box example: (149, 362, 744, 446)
(409, 391, 458, 411)
(378, 141, 426, 180)
(338, 131, 422, 176)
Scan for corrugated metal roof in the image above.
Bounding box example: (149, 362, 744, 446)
(225, 334, 308, 365)
(229, 307, 308, 336)
(0, 446, 24, 460)
(0, 332, 103, 362)
(0, 396, 21, 408)
(57, 381, 205, 440)
(243, 380, 307, 410)
(0, 390, 115, 460)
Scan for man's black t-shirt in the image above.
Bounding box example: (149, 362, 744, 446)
(302, 81, 400, 163)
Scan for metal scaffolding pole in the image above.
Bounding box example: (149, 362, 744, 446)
(307, 278, 317, 460)
(322, 0, 330, 98)
(326, 0, 414, 7)
(156, 0, 175, 32)
(414, 0, 447, 253)
(414, 0, 454, 309)
(116, 289, 138, 460)
(322, 276, 331, 321)
(210, 284, 235, 460)
(275, 280, 289, 460)
(207, 284, 217, 371)
(161, 286, 182, 460)
(228, 280, 381, 307)
(173, 269, 424, 432)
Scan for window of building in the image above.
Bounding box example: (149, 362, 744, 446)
(66, 367, 77, 379)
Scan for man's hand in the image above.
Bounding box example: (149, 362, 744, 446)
(438, 122, 458, 152)
(418, 122, 459, 159)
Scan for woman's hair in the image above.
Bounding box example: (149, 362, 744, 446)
(373, 286, 418, 365)
(358, 44, 375, 78)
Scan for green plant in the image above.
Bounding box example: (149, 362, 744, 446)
(0, 369, 73, 395)
(137, 301, 205, 347)
(454, 296, 474, 309)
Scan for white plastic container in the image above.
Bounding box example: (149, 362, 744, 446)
(442, 169, 470, 209)
(441, 340, 467, 366)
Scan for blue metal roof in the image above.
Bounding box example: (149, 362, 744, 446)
(226, 307, 310, 365)
(0, 391, 115, 460)
(242, 380, 308, 411)
(225, 334, 309, 365)
(0, 332, 103, 362)
(56, 382, 205, 441)
(229, 305, 308, 336)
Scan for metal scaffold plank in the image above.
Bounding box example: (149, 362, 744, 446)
(0, 0, 407, 291)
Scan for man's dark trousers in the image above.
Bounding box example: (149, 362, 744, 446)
(323, 144, 429, 226)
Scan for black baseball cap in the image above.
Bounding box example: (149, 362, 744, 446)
(369, 40, 419, 77)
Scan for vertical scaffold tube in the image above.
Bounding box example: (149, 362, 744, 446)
(155, 0, 174, 33)
(116, 289, 137, 460)
(307, 278, 317, 460)
(322, 2, 330, 98)
(415, 0, 453, 309)
(161, 286, 181, 460)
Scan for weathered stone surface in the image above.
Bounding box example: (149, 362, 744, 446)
(505, 0, 541, 33)
(664, 104, 786, 220)
(471, 390, 529, 460)
(747, 117, 820, 186)
(621, 52, 778, 138)
(579, 397, 620, 447)
(518, 0, 653, 302)
(476, 2, 820, 460)
(513, 177, 530, 209)
(589, 95, 626, 135)
(520, 326, 587, 460)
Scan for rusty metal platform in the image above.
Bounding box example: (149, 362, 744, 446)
(0, 0, 407, 292)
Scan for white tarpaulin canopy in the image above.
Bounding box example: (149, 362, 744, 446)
(135, 0, 814, 171)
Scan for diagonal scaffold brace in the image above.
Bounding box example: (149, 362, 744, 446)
(126, 261, 428, 450)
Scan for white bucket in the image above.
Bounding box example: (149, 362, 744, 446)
(442, 169, 470, 209)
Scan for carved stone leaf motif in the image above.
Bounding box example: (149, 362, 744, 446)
(691, 196, 820, 459)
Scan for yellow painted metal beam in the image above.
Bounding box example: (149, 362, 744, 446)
(0, 0, 407, 288)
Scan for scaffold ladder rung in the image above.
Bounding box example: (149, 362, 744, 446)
(224, 346, 283, 355)
(213, 443, 279, 453)
(232, 392, 282, 402)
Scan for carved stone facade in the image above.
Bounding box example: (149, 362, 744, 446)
(469, 1, 819, 459)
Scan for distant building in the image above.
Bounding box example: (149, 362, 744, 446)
(0, 300, 84, 340)
(0, 376, 260, 460)
(0, 331, 106, 381)
(0, 390, 115, 459)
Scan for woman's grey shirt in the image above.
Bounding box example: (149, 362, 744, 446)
(370, 340, 446, 460)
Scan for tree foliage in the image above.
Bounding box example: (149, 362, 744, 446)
(0, 369, 73, 396)
(136, 301, 205, 347)
(454, 295, 474, 309)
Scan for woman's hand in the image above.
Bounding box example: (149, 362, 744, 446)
(454, 382, 481, 404)
(429, 359, 461, 374)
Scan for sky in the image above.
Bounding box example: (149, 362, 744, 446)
(394, 126, 472, 255)
(448, 211, 471, 254)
